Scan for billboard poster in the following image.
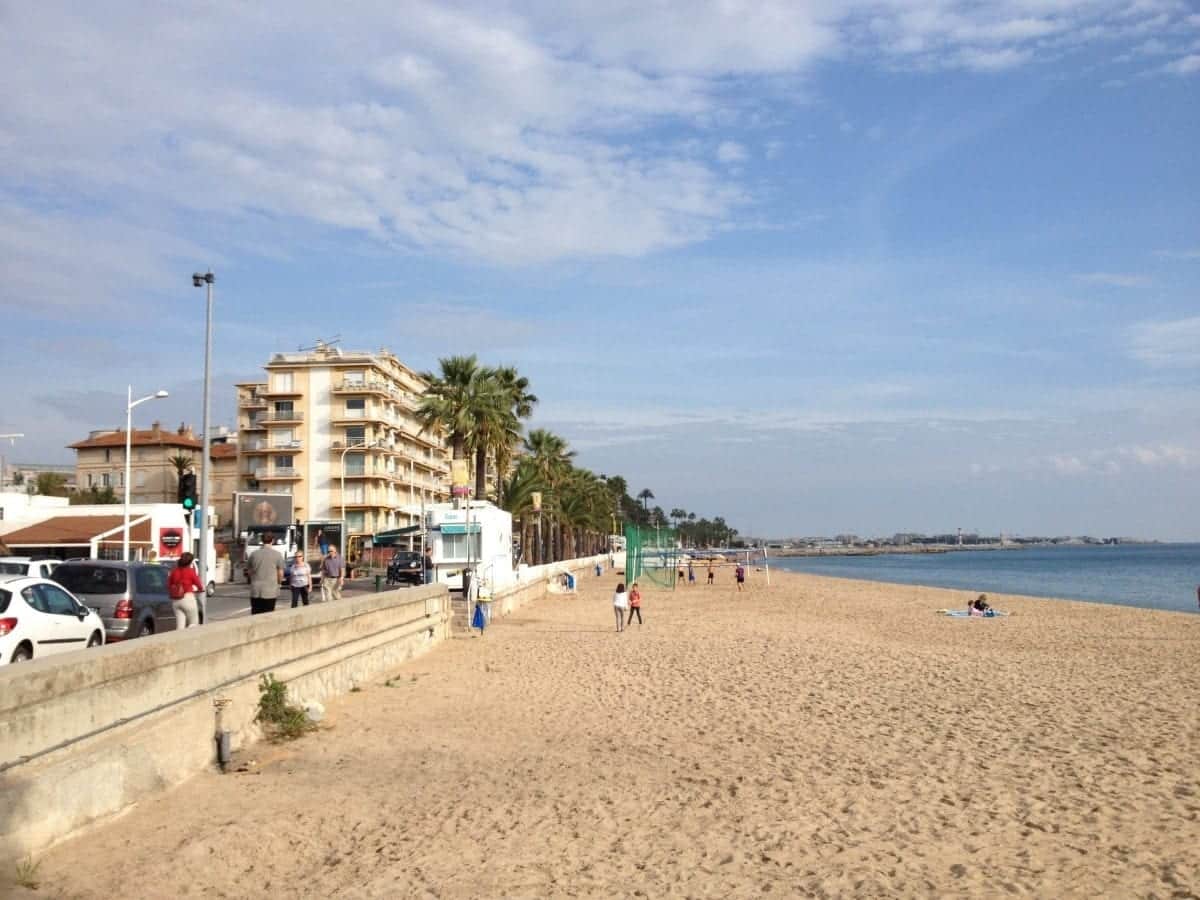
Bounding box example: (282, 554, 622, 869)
(158, 527, 185, 558)
(306, 522, 343, 558)
(235, 493, 295, 534)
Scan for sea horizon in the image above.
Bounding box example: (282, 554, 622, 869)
(767, 542, 1200, 615)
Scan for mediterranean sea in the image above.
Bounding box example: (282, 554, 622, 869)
(768, 543, 1200, 614)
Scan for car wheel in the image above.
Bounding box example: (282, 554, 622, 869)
(87, 631, 103, 648)
(140, 619, 156, 638)
(207, 580, 216, 596)
(11, 644, 32, 663)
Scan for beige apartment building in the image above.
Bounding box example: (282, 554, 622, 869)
(235, 343, 450, 541)
(69, 425, 239, 531)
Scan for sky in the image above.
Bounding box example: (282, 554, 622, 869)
(1, 1, 1198, 540)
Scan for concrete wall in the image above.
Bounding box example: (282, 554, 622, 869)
(0, 585, 451, 862)
(452, 554, 608, 631)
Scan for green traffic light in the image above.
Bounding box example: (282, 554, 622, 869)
(183, 499, 195, 510)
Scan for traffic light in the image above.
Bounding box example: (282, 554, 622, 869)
(178, 472, 197, 511)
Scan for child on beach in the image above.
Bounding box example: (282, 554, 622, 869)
(972, 594, 991, 615)
(627, 583, 642, 626)
(735, 563, 745, 592)
(613, 582, 629, 632)
(687, 562, 695, 585)
(706, 562, 714, 585)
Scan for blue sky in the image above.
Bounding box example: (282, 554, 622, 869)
(2, 1, 1197, 540)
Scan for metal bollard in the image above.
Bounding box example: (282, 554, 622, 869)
(374, 574, 383, 592)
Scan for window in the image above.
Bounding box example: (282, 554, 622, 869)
(441, 532, 481, 561)
(344, 370, 364, 386)
(344, 452, 364, 476)
(345, 425, 366, 446)
(345, 398, 365, 418)
(273, 455, 294, 473)
(87, 473, 94, 488)
(22, 586, 47, 613)
(53, 565, 127, 595)
(271, 371, 294, 392)
(39, 584, 81, 616)
(274, 401, 294, 418)
(343, 483, 364, 504)
(136, 566, 168, 595)
(101, 473, 111, 488)
(104, 448, 111, 462)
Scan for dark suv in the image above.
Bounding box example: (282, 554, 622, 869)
(386, 551, 424, 586)
(52, 561, 176, 642)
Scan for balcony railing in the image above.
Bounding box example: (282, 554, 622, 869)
(239, 396, 267, 409)
(264, 410, 304, 422)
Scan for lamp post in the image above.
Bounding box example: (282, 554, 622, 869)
(192, 271, 214, 596)
(125, 387, 169, 561)
(0, 433, 24, 490)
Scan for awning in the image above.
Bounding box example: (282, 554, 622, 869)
(438, 523, 481, 534)
(372, 525, 422, 545)
(3, 514, 152, 547)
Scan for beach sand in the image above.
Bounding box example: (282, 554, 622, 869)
(27, 569, 1200, 898)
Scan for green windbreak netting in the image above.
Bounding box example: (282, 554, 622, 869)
(624, 524, 681, 589)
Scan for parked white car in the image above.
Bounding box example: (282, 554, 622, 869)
(0, 556, 60, 579)
(0, 575, 105, 664)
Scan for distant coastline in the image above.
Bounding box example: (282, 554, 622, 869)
(768, 541, 1160, 558)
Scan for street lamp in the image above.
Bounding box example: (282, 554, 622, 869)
(125, 387, 169, 561)
(192, 271, 214, 597)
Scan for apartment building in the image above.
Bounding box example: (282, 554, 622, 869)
(235, 343, 450, 541)
(69, 425, 239, 530)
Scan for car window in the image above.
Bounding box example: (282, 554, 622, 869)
(52, 566, 127, 594)
(0, 588, 9, 614)
(0, 562, 29, 576)
(135, 566, 168, 595)
(38, 584, 81, 616)
(39, 564, 52, 578)
(22, 586, 48, 613)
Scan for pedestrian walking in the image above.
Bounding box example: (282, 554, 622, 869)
(613, 582, 629, 632)
(246, 533, 285, 615)
(289, 551, 312, 608)
(627, 582, 643, 626)
(423, 545, 434, 585)
(167, 552, 204, 628)
(321, 545, 345, 603)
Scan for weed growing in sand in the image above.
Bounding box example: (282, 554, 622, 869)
(15, 855, 41, 890)
(255, 674, 316, 741)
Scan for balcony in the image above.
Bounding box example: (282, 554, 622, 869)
(339, 468, 389, 480)
(269, 440, 303, 452)
(332, 379, 393, 397)
(330, 408, 386, 425)
(239, 395, 267, 409)
(249, 467, 302, 481)
(243, 418, 267, 431)
(260, 382, 302, 398)
(263, 410, 304, 424)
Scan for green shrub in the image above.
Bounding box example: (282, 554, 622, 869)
(255, 674, 316, 741)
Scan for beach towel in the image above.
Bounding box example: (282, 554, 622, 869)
(937, 609, 1009, 618)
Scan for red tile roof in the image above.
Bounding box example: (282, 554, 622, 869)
(209, 443, 238, 459)
(69, 428, 202, 451)
(2, 515, 152, 546)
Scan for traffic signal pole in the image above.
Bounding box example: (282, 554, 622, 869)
(193, 272, 215, 603)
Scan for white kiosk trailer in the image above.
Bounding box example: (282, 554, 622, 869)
(425, 500, 515, 596)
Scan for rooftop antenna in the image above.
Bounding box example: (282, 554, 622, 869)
(297, 336, 342, 353)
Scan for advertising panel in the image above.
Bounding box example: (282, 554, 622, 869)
(235, 493, 295, 534)
(158, 527, 185, 558)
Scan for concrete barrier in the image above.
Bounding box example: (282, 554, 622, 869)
(451, 554, 609, 630)
(0, 585, 450, 862)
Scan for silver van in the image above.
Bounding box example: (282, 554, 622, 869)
(51, 561, 177, 642)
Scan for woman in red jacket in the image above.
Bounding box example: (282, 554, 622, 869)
(167, 552, 204, 629)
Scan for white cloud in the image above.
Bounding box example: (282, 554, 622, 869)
(1154, 248, 1200, 261)
(1164, 54, 1200, 74)
(716, 141, 749, 163)
(1074, 271, 1151, 287)
(1128, 316, 1200, 368)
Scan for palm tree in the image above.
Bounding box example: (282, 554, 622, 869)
(418, 355, 489, 485)
(482, 365, 538, 504)
(524, 429, 575, 562)
(637, 488, 654, 512)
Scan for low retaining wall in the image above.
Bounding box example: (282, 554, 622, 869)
(0, 585, 450, 862)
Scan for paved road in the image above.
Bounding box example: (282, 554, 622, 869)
(201, 576, 420, 622)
